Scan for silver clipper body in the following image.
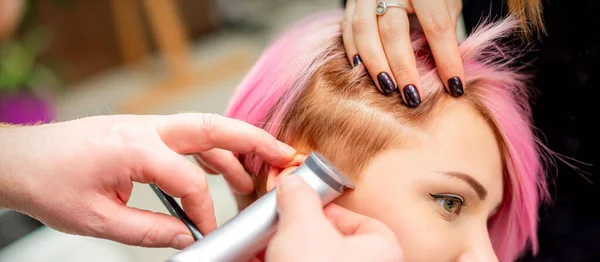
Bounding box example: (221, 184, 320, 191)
(167, 152, 354, 262)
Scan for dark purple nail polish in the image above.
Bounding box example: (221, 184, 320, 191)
(377, 72, 396, 95)
(353, 55, 362, 67)
(448, 77, 464, 97)
(402, 84, 421, 108)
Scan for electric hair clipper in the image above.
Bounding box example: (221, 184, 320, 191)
(163, 152, 355, 262)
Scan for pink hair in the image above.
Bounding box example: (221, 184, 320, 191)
(225, 9, 549, 262)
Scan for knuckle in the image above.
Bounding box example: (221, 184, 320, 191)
(198, 113, 214, 130)
(365, 54, 387, 67)
(198, 113, 218, 144)
(105, 123, 145, 156)
(424, 15, 452, 39)
(107, 122, 134, 141)
(379, 18, 407, 38)
(84, 204, 112, 237)
(436, 59, 459, 74)
(139, 222, 160, 247)
(352, 16, 369, 34)
(188, 173, 209, 196)
(196, 176, 210, 193)
(392, 63, 414, 79)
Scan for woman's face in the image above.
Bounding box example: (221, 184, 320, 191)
(334, 101, 503, 262)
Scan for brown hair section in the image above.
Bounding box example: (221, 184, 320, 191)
(234, 37, 475, 209)
(508, 0, 545, 37)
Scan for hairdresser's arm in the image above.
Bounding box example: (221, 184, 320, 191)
(266, 175, 403, 262)
(343, 0, 464, 107)
(0, 114, 296, 249)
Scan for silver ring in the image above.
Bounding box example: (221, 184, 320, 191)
(376, 2, 407, 16)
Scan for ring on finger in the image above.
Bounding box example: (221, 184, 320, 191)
(376, 1, 408, 16)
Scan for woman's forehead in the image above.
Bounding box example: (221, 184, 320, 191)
(380, 101, 505, 202)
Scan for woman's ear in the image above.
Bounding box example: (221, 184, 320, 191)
(265, 154, 308, 192)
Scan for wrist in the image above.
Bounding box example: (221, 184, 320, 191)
(0, 124, 34, 211)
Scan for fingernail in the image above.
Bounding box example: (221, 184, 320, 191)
(402, 84, 421, 108)
(277, 141, 296, 156)
(277, 175, 302, 193)
(447, 76, 464, 97)
(171, 234, 194, 249)
(377, 72, 396, 95)
(353, 55, 362, 67)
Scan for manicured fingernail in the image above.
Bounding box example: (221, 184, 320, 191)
(353, 55, 362, 67)
(448, 76, 464, 97)
(277, 141, 296, 156)
(402, 84, 421, 108)
(377, 72, 396, 95)
(171, 234, 194, 249)
(277, 175, 302, 193)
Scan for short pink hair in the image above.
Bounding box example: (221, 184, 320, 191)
(225, 9, 549, 261)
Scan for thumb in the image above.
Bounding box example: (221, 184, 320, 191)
(94, 204, 196, 249)
(276, 175, 328, 233)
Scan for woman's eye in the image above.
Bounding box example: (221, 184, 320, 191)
(430, 194, 464, 216)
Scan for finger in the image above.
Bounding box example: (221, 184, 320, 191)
(323, 203, 395, 238)
(353, 0, 397, 95)
(412, 0, 465, 97)
(195, 149, 254, 194)
(156, 113, 296, 167)
(95, 204, 196, 249)
(193, 154, 218, 174)
(276, 175, 330, 235)
(135, 148, 217, 234)
(378, 4, 422, 108)
(343, 0, 362, 67)
(447, 0, 463, 24)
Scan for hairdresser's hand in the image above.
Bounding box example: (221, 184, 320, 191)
(265, 175, 403, 262)
(343, 0, 464, 108)
(0, 113, 296, 249)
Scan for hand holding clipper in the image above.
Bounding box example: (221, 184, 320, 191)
(166, 152, 355, 262)
(266, 175, 404, 262)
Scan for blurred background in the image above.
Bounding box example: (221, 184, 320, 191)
(0, 1, 466, 261)
(0, 0, 339, 261)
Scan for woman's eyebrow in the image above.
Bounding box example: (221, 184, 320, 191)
(437, 171, 488, 200)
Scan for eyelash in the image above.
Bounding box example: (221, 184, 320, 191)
(429, 193, 468, 220)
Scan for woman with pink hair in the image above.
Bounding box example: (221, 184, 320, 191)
(220, 9, 551, 262)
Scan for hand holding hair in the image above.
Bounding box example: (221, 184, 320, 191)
(343, 0, 464, 108)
